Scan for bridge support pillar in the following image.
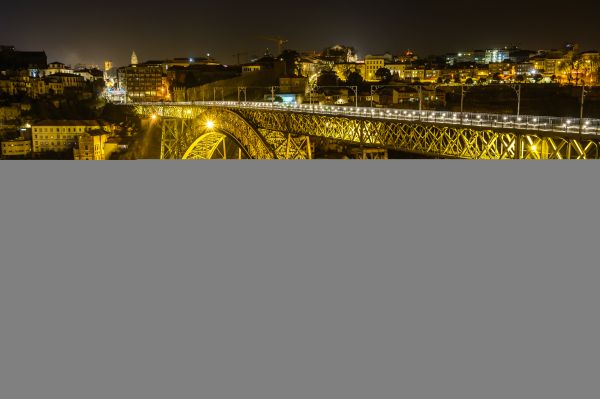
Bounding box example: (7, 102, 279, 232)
(283, 133, 312, 159)
(161, 118, 194, 159)
(351, 148, 389, 159)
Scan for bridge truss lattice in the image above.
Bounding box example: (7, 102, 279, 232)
(134, 103, 600, 160)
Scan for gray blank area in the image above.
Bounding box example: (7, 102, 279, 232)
(0, 161, 598, 399)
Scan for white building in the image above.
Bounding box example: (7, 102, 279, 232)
(485, 49, 510, 64)
(39, 62, 73, 77)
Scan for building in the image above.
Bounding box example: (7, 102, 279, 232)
(0, 105, 21, 121)
(489, 62, 514, 78)
(118, 62, 168, 103)
(320, 45, 358, 63)
(447, 50, 486, 65)
(579, 51, 600, 85)
(103, 136, 130, 159)
(530, 55, 564, 78)
(73, 131, 109, 160)
(1, 138, 31, 159)
(364, 54, 393, 82)
(163, 57, 220, 71)
(0, 73, 33, 96)
(73, 68, 104, 82)
(508, 49, 537, 63)
(45, 80, 65, 96)
(279, 77, 308, 94)
(242, 65, 262, 74)
(386, 63, 407, 79)
(0, 45, 47, 70)
(40, 62, 73, 77)
(32, 120, 113, 155)
(47, 73, 86, 89)
(485, 49, 510, 64)
(515, 62, 535, 76)
(299, 55, 328, 81)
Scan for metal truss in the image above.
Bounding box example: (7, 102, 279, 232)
(135, 104, 600, 159)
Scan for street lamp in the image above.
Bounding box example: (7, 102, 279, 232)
(271, 86, 276, 104)
(509, 84, 522, 118)
(460, 84, 473, 122)
(580, 84, 589, 134)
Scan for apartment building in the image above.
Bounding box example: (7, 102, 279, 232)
(32, 120, 112, 154)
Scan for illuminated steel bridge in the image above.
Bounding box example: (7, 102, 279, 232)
(133, 101, 600, 159)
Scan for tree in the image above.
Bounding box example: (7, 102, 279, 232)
(465, 78, 474, 85)
(317, 70, 339, 87)
(436, 77, 444, 84)
(478, 77, 487, 84)
(533, 74, 544, 83)
(492, 72, 503, 82)
(346, 71, 363, 86)
(515, 75, 525, 83)
(375, 68, 392, 83)
(279, 49, 301, 77)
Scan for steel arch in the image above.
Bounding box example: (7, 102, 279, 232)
(182, 130, 252, 159)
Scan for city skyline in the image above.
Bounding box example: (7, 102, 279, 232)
(2, 0, 599, 67)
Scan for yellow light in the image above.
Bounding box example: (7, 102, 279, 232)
(531, 145, 537, 152)
(206, 120, 215, 129)
(151, 114, 157, 121)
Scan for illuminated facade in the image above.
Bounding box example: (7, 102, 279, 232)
(1, 138, 31, 159)
(73, 131, 109, 160)
(485, 49, 510, 64)
(40, 62, 73, 77)
(32, 120, 112, 154)
(118, 63, 168, 103)
(364, 55, 390, 82)
(386, 63, 407, 79)
(47, 73, 85, 89)
(242, 65, 262, 74)
(579, 51, 600, 84)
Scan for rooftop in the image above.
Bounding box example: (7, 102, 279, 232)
(34, 120, 106, 127)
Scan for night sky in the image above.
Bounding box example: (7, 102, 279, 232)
(1, 0, 598, 68)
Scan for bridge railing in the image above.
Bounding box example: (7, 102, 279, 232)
(138, 101, 600, 136)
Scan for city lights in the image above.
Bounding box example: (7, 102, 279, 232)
(2, 38, 600, 160)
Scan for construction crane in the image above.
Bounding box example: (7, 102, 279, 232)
(232, 52, 248, 65)
(260, 36, 289, 55)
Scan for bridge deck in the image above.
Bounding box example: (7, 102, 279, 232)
(137, 101, 600, 137)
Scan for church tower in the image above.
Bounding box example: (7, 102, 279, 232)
(131, 51, 138, 65)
